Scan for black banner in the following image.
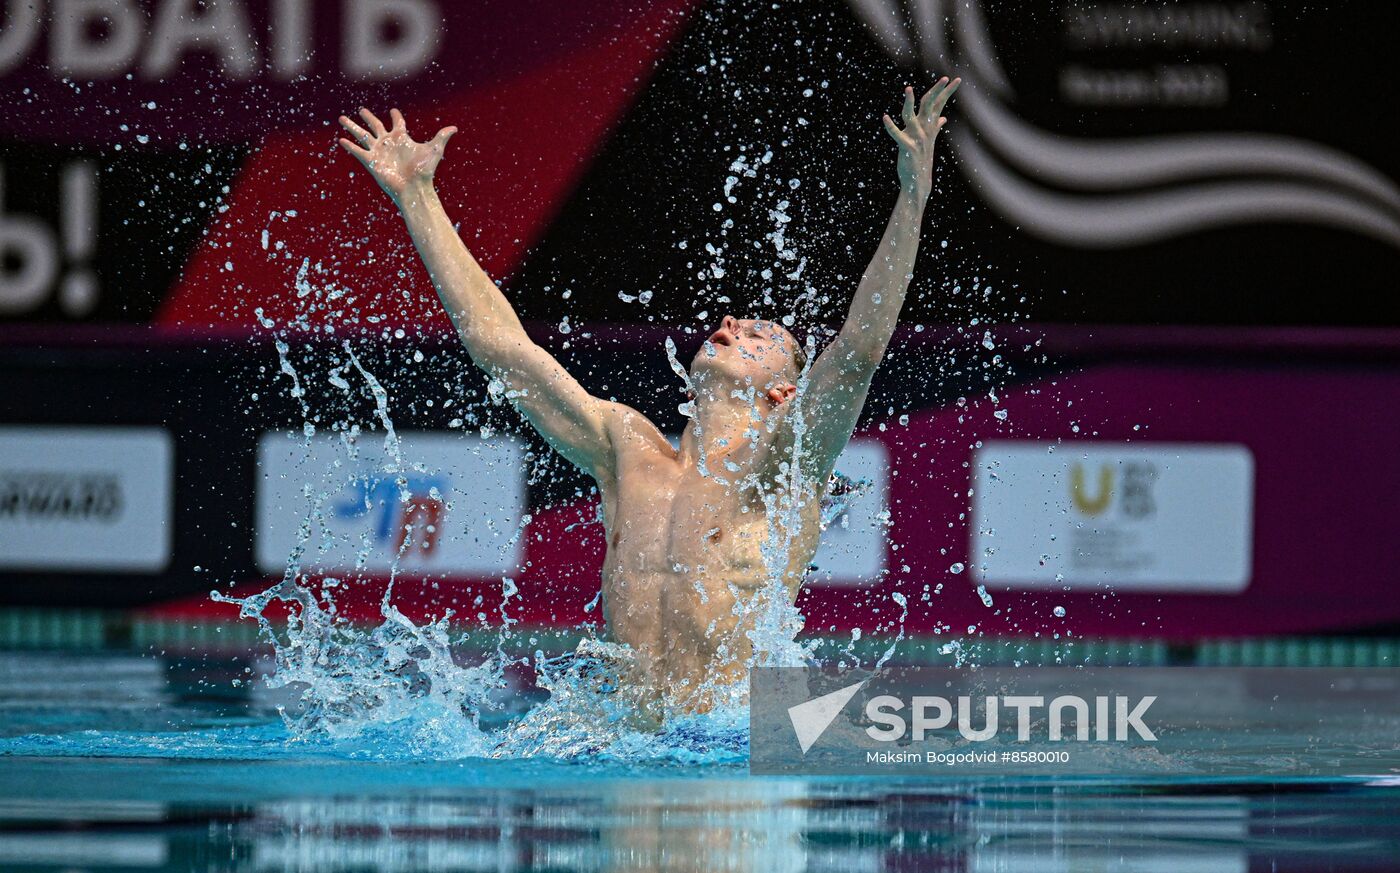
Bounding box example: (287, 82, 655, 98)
(514, 0, 1400, 328)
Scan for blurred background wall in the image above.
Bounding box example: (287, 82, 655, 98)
(2, 0, 1398, 653)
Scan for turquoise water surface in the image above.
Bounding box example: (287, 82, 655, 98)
(3, 650, 1400, 871)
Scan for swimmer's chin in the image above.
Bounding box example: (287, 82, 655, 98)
(688, 363, 747, 400)
(690, 347, 753, 384)
(687, 353, 727, 384)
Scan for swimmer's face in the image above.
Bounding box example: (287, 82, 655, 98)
(692, 315, 800, 405)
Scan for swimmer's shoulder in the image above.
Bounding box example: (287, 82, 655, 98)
(600, 402, 677, 461)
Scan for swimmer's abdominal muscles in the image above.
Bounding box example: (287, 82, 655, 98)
(338, 107, 457, 204)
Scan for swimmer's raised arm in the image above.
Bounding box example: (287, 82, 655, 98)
(799, 79, 959, 474)
(338, 108, 619, 480)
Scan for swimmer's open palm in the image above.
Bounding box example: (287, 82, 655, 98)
(338, 108, 457, 202)
(882, 77, 959, 201)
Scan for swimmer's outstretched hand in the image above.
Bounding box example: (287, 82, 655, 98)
(338, 108, 457, 203)
(881, 77, 960, 201)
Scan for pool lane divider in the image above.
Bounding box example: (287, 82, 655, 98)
(0, 608, 1396, 668)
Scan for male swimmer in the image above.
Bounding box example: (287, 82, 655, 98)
(338, 78, 960, 712)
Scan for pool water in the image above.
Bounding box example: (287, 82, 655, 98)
(3, 651, 1399, 872)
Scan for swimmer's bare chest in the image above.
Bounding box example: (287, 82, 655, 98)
(593, 419, 822, 683)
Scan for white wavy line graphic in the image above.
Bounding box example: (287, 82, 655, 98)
(946, 0, 1011, 96)
(955, 127, 1400, 248)
(963, 89, 1400, 212)
(848, 0, 1400, 250)
(848, 0, 914, 61)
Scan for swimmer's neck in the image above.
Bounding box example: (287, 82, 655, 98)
(679, 390, 774, 474)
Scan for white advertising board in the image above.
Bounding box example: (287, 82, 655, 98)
(255, 431, 526, 577)
(971, 441, 1254, 592)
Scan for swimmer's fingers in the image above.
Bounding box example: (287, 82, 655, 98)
(339, 115, 373, 147)
(882, 113, 915, 149)
(917, 77, 949, 121)
(430, 126, 458, 153)
(923, 77, 961, 126)
(389, 108, 407, 133)
(935, 78, 961, 113)
(359, 107, 388, 137)
(901, 86, 918, 129)
(338, 138, 372, 165)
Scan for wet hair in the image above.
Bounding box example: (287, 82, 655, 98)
(789, 336, 808, 376)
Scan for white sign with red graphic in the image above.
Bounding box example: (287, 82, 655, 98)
(255, 431, 526, 576)
(971, 441, 1254, 592)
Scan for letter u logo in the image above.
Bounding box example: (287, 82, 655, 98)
(1070, 464, 1113, 516)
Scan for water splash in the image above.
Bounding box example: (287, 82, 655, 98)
(664, 335, 729, 486)
(218, 320, 761, 762)
(742, 332, 824, 673)
(215, 578, 500, 758)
